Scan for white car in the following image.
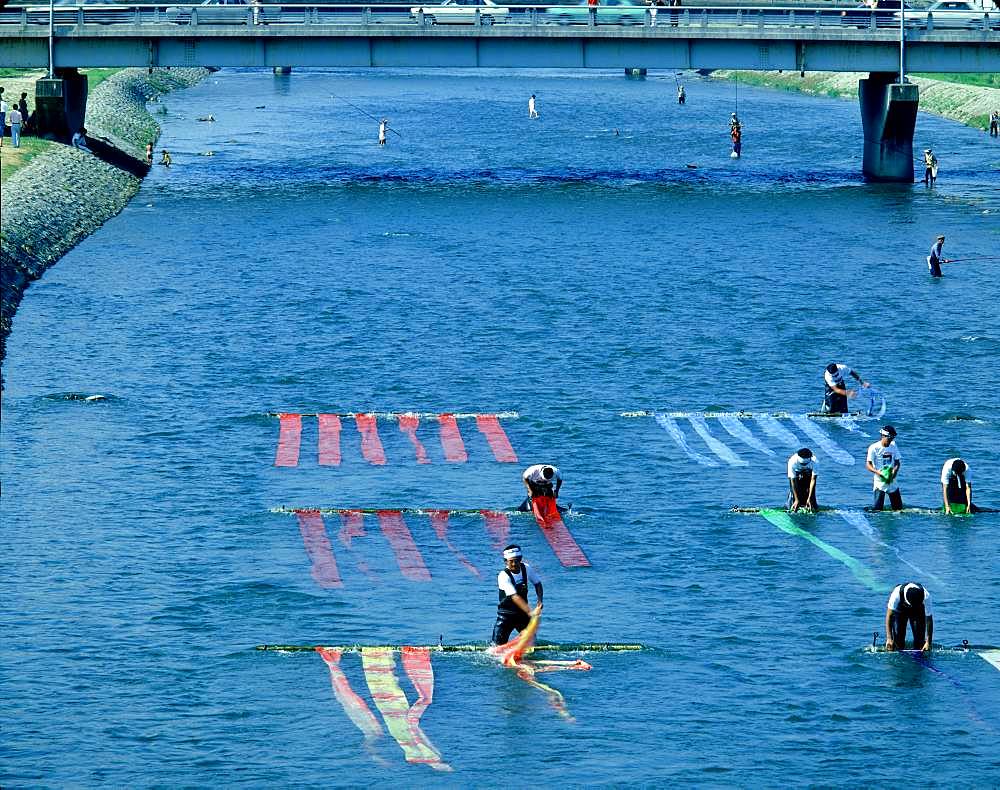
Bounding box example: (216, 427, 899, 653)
(410, 0, 509, 25)
(895, 0, 998, 28)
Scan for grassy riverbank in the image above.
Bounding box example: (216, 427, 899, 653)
(0, 68, 122, 183)
(714, 70, 1000, 131)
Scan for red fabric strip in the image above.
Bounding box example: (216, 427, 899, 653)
(275, 413, 302, 467)
(402, 647, 435, 723)
(339, 510, 377, 580)
(480, 510, 510, 550)
(437, 414, 468, 463)
(475, 414, 518, 463)
(427, 510, 480, 578)
(377, 510, 431, 581)
(317, 414, 342, 466)
(398, 415, 430, 464)
(316, 648, 384, 741)
(295, 510, 344, 588)
(354, 414, 387, 465)
(531, 497, 590, 568)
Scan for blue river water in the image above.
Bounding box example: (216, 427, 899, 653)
(2, 68, 1000, 785)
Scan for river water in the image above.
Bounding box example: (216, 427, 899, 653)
(2, 68, 999, 785)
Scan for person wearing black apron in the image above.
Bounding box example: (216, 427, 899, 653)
(491, 545, 543, 646)
(786, 448, 819, 512)
(823, 363, 869, 414)
(941, 457, 978, 514)
(885, 582, 933, 652)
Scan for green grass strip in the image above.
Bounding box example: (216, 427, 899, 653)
(760, 508, 889, 593)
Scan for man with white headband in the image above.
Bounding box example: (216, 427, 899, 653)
(822, 362, 870, 414)
(885, 582, 933, 652)
(786, 448, 818, 513)
(491, 544, 543, 646)
(866, 425, 903, 511)
(521, 463, 562, 507)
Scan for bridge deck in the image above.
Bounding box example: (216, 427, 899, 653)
(1, 4, 997, 70)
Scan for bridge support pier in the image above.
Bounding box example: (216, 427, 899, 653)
(33, 68, 88, 143)
(858, 72, 919, 183)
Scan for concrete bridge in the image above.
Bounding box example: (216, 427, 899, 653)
(2, 3, 998, 180)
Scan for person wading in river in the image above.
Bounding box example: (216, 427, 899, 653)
(941, 457, 978, 514)
(492, 544, 543, 646)
(866, 425, 903, 511)
(822, 363, 870, 414)
(926, 234, 952, 277)
(786, 448, 818, 513)
(884, 582, 933, 652)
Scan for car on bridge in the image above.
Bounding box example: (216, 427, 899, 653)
(410, 0, 509, 24)
(165, 0, 251, 25)
(840, 0, 914, 28)
(544, 0, 647, 25)
(893, 0, 999, 28)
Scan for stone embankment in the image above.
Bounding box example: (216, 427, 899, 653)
(0, 68, 207, 364)
(712, 70, 999, 131)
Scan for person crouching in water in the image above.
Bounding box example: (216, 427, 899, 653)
(885, 582, 933, 652)
(492, 544, 543, 646)
(941, 457, 977, 514)
(787, 448, 818, 513)
(520, 463, 562, 511)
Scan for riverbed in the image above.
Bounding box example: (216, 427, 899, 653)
(2, 67, 998, 785)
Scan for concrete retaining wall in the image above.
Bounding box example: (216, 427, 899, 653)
(0, 68, 208, 366)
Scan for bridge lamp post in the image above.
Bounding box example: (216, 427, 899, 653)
(898, 1, 905, 83)
(48, 0, 55, 77)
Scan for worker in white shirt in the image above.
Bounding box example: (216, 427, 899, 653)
(940, 457, 977, 514)
(491, 544, 543, 645)
(884, 582, 933, 652)
(786, 448, 818, 513)
(521, 463, 562, 509)
(865, 425, 903, 511)
(823, 363, 870, 414)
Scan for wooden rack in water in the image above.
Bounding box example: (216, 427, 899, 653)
(256, 642, 645, 653)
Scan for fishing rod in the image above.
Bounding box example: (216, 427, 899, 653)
(944, 256, 1000, 263)
(330, 93, 404, 138)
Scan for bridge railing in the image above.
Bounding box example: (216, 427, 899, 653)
(1, 3, 996, 32)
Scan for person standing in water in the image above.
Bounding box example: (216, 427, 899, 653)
(866, 425, 903, 511)
(926, 234, 952, 277)
(492, 544, 543, 646)
(677, 84, 686, 104)
(822, 363, 870, 414)
(378, 118, 388, 146)
(528, 94, 539, 119)
(923, 148, 938, 185)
